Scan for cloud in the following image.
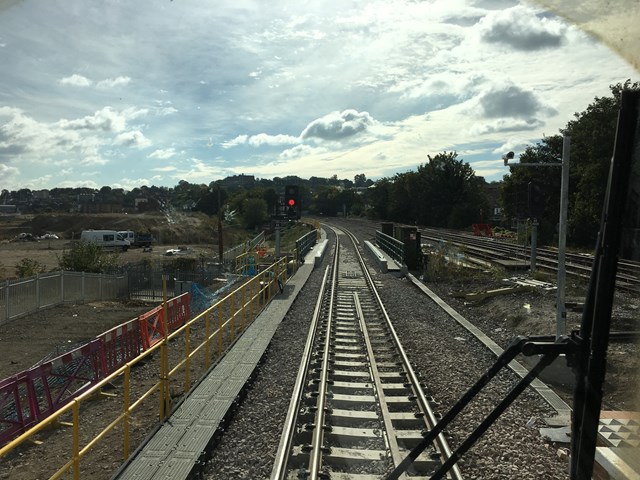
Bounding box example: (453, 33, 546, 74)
(301, 109, 375, 141)
(478, 85, 557, 119)
(148, 148, 176, 159)
(151, 165, 178, 172)
(60, 74, 93, 87)
(221, 133, 300, 148)
(58, 107, 138, 132)
(477, 6, 567, 51)
(279, 144, 325, 159)
(96, 76, 131, 89)
(78, 154, 109, 166)
(221, 135, 249, 149)
(113, 130, 151, 148)
(470, 118, 544, 135)
(0, 163, 19, 178)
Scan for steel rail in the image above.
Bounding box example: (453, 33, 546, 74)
(309, 239, 340, 478)
(271, 264, 332, 479)
(353, 292, 404, 468)
(342, 227, 463, 480)
(420, 228, 640, 292)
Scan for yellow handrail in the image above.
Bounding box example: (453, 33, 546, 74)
(0, 257, 289, 480)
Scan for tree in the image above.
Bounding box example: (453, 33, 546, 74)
(501, 80, 640, 247)
(354, 173, 368, 188)
(58, 242, 119, 273)
(416, 152, 488, 228)
(501, 135, 564, 244)
(241, 198, 269, 229)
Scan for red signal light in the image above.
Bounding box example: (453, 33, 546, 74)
(288, 199, 296, 207)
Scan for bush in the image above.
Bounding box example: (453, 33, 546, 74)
(57, 242, 119, 273)
(15, 258, 47, 278)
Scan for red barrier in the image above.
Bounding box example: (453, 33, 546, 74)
(472, 223, 494, 237)
(165, 292, 191, 332)
(26, 339, 106, 420)
(0, 294, 192, 448)
(0, 373, 37, 448)
(138, 305, 165, 350)
(100, 317, 143, 375)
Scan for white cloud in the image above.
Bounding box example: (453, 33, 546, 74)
(113, 130, 151, 148)
(221, 135, 249, 149)
(301, 110, 375, 141)
(247, 133, 300, 147)
(96, 76, 131, 89)
(148, 148, 176, 159)
(0, 163, 19, 178)
(60, 74, 93, 87)
(477, 6, 567, 51)
(151, 165, 178, 172)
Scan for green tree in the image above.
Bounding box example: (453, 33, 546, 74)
(241, 198, 269, 229)
(501, 80, 640, 247)
(58, 242, 119, 273)
(416, 152, 488, 228)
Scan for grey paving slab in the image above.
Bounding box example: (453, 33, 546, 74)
(114, 232, 325, 480)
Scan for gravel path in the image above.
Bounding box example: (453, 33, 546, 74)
(203, 224, 570, 479)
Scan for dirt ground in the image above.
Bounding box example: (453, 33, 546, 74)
(0, 211, 240, 280)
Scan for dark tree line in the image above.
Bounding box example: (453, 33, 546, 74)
(501, 80, 640, 247)
(365, 152, 490, 229)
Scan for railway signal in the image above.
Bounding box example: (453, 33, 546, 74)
(284, 185, 300, 219)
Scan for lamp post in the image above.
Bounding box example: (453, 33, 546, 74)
(503, 136, 570, 339)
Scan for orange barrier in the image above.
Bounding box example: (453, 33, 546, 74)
(165, 292, 190, 332)
(138, 305, 165, 350)
(100, 318, 143, 373)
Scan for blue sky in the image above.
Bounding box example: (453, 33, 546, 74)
(0, 0, 638, 191)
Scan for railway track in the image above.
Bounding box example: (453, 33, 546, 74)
(272, 227, 461, 480)
(419, 227, 640, 292)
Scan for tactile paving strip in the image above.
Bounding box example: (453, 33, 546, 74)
(599, 412, 640, 448)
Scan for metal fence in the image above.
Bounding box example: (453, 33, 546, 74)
(127, 267, 224, 302)
(222, 231, 265, 265)
(375, 230, 405, 264)
(0, 271, 129, 326)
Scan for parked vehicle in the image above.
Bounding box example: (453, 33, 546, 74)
(80, 230, 130, 251)
(118, 230, 154, 248)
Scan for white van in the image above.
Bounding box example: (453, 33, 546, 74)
(118, 230, 135, 243)
(80, 230, 130, 251)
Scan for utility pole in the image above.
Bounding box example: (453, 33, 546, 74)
(217, 185, 223, 263)
(556, 136, 570, 339)
(504, 136, 570, 339)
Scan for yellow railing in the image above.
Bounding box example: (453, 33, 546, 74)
(0, 258, 290, 480)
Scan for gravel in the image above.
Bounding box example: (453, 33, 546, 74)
(203, 223, 570, 479)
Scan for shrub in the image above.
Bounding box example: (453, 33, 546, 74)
(15, 258, 47, 278)
(57, 242, 119, 273)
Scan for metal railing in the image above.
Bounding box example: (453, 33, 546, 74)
(375, 230, 405, 264)
(0, 271, 128, 326)
(295, 229, 318, 262)
(222, 231, 265, 265)
(0, 257, 290, 480)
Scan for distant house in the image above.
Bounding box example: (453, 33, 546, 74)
(223, 174, 256, 189)
(0, 205, 18, 214)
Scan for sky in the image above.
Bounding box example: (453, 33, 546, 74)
(0, 0, 638, 192)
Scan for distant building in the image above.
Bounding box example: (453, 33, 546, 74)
(0, 205, 18, 214)
(223, 174, 256, 189)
